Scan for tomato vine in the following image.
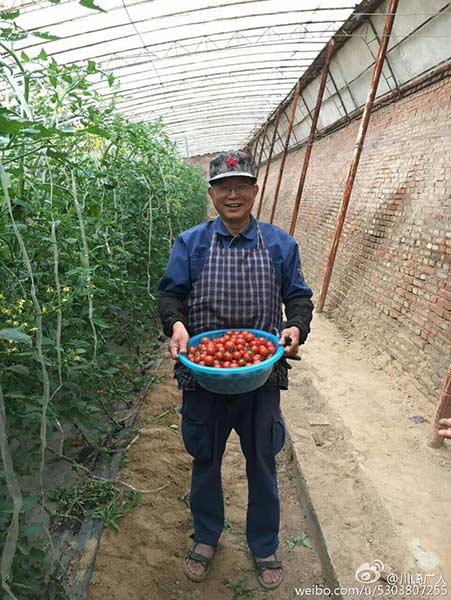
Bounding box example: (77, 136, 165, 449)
(0, 16, 207, 598)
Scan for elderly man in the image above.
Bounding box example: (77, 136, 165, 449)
(158, 150, 313, 590)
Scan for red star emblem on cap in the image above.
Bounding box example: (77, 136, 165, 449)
(226, 156, 238, 168)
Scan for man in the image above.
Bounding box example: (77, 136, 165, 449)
(158, 150, 313, 590)
(438, 418, 451, 438)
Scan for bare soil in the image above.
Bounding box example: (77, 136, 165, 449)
(88, 358, 328, 600)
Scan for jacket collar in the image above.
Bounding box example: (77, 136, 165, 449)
(214, 215, 257, 240)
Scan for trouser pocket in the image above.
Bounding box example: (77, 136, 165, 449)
(181, 414, 212, 462)
(181, 392, 213, 462)
(271, 414, 286, 455)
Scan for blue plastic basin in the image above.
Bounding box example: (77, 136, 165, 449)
(178, 328, 284, 395)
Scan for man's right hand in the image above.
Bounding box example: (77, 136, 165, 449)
(169, 321, 189, 360)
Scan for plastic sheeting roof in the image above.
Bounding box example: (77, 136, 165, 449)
(6, 0, 359, 155)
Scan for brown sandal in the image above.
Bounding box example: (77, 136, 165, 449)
(183, 542, 215, 583)
(254, 552, 285, 590)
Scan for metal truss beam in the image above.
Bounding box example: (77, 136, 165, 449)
(97, 47, 320, 78)
(49, 22, 335, 65)
(19, 14, 345, 58)
(90, 57, 312, 91)
(104, 40, 323, 68)
(93, 65, 303, 97)
(164, 111, 274, 131)
(101, 76, 302, 101)
(115, 86, 288, 111)
(117, 94, 281, 118)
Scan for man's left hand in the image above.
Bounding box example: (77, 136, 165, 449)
(278, 326, 300, 358)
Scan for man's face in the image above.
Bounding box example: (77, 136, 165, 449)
(208, 176, 259, 224)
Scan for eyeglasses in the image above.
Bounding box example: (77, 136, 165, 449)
(213, 183, 255, 197)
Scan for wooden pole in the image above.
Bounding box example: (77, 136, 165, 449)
(269, 80, 301, 224)
(429, 366, 451, 448)
(316, 0, 399, 313)
(252, 134, 260, 162)
(255, 121, 268, 178)
(289, 39, 335, 236)
(256, 106, 282, 219)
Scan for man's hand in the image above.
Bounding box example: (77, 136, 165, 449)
(169, 321, 189, 360)
(278, 326, 300, 358)
(438, 418, 451, 439)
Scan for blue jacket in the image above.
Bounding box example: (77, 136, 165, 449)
(159, 215, 313, 301)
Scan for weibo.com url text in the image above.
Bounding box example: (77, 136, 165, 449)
(294, 584, 448, 597)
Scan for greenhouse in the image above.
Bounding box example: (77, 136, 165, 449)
(0, 0, 450, 598)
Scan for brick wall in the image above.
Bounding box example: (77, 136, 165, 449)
(257, 76, 451, 399)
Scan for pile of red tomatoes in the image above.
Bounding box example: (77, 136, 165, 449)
(187, 330, 276, 368)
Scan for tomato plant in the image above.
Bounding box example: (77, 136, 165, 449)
(0, 15, 207, 598)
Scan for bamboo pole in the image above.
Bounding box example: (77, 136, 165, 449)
(255, 121, 268, 178)
(429, 366, 451, 448)
(256, 106, 282, 219)
(269, 79, 301, 224)
(289, 39, 335, 236)
(316, 0, 399, 313)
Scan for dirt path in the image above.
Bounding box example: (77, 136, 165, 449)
(88, 358, 328, 600)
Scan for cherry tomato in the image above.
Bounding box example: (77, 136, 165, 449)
(223, 361, 231, 368)
(224, 351, 233, 362)
(200, 337, 210, 344)
(204, 355, 214, 366)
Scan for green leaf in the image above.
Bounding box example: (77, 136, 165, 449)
(33, 31, 60, 41)
(0, 328, 32, 346)
(93, 317, 111, 329)
(21, 50, 30, 62)
(87, 60, 96, 74)
(86, 125, 110, 139)
(79, 0, 106, 12)
(0, 110, 34, 135)
(1, 10, 20, 20)
(0, 28, 27, 41)
(6, 364, 31, 376)
(37, 48, 48, 61)
(47, 148, 69, 162)
(107, 73, 115, 87)
(286, 534, 312, 551)
(13, 199, 33, 213)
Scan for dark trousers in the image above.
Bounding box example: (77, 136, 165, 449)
(181, 385, 285, 558)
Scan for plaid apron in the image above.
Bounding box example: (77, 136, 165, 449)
(174, 224, 289, 390)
